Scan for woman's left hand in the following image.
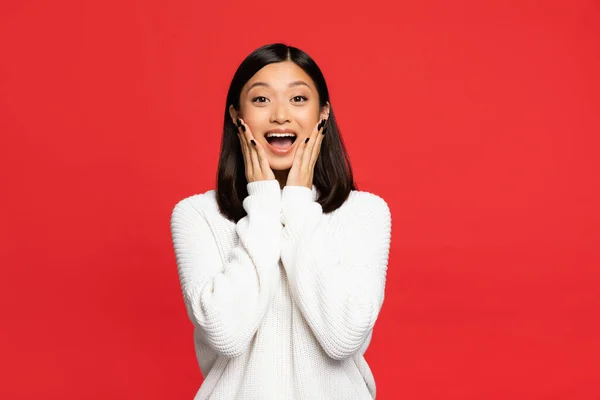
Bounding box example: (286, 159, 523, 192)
(285, 118, 327, 189)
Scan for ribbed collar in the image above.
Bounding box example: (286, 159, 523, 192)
(281, 184, 319, 201)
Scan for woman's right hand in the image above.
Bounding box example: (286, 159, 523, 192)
(236, 118, 276, 183)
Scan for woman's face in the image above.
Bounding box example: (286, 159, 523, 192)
(230, 61, 330, 171)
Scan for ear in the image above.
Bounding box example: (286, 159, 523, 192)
(320, 101, 331, 120)
(228, 104, 239, 124)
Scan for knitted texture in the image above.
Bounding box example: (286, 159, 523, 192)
(170, 179, 392, 399)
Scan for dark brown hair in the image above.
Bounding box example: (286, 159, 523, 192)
(216, 43, 357, 222)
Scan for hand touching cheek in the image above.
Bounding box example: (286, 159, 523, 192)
(285, 118, 327, 189)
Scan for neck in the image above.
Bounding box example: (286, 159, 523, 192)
(273, 169, 289, 190)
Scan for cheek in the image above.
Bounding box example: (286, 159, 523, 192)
(296, 109, 320, 129)
(241, 106, 270, 122)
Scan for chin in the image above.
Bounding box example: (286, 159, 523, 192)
(269, 159, 293, 171)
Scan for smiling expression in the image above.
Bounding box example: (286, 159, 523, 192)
(230, 61, 330, 171)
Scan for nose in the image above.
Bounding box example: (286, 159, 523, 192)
(270, 102, 291, 124)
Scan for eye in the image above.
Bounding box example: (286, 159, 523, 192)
(291, 96, 308, 102)
(252, 96, 269, 103)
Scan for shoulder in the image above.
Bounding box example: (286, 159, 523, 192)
(328, 189, 391, 229)
(334, 190, 392, 244)
(170, 189, 220, 223)
(345, 189, 391, 220)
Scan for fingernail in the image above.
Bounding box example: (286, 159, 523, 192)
(305, 137, 310, 143)
(236, 118, 241, 127)
(241, 124, 246, 132)
(322, 126, 327, 135)
(318, 119, 324, 130)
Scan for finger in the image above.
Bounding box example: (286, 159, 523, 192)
(309, 118, 326, 167)
(240, 131, 253, 180)
(236, 120, 253, 179)
(292, 136, 307, 171)
(239, 119, 262, 178)
(254, 138, 273, 179)
(298, 133, 313, 175)
(302, 119, 321, 170)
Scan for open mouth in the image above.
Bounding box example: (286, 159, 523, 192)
(265, 133, 297, 150)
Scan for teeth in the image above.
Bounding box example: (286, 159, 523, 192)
(266, 133, 296, 138)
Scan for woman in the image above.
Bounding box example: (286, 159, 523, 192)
(170, 43, 392, 400)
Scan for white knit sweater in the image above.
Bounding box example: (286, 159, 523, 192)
(170, 179, 392, 400)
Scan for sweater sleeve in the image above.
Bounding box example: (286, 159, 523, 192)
(170, 179, 282, 358)
(280, 186, 392, 360)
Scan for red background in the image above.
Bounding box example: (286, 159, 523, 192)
(1, 0, 599, 398)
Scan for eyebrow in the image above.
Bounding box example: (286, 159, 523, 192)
(246, 80, 311, 92)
